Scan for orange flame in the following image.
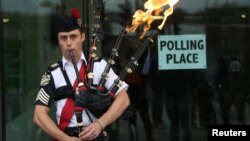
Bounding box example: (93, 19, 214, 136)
(126, 0, 179, 39)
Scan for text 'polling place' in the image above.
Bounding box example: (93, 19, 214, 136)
(158, 34, 206, 70)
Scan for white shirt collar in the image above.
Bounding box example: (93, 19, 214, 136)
(62, 52, 87, 70)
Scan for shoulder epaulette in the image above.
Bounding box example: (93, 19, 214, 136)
(93, 57, 104, 62)
(48, 62, 60, 71)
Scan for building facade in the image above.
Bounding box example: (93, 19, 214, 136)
(0, 0, 250, 141)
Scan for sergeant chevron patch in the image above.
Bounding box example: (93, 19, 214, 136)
(36, 88, 50, 105)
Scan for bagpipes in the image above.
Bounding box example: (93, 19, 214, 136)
(70, 27, 158, 128)
(70, 0, 179, 135)
(74, 28, 128, 118)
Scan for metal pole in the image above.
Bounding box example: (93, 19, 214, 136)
(0, 0, 6, 140)
(83, 0, 90, 59)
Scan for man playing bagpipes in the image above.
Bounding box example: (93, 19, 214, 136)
(33, 9, 130, 141)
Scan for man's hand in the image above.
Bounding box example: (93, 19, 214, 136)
(78, 121, 103, 140)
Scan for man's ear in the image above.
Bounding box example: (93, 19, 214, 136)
(81, 33, 85, 42)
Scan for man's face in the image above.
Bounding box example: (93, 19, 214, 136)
(57, 29, 85, 60)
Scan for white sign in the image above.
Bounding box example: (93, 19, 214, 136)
(158, 34, 206, 70)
